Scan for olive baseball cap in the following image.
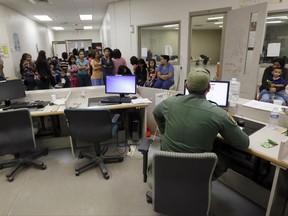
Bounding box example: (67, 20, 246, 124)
(186, 68, 210, 91)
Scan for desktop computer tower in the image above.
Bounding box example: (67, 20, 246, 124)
(129, 113, 140, 142)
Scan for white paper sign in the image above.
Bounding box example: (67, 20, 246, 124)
(267, 43, 281, 57)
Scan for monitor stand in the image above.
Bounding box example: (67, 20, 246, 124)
(4, 99, 11, 107)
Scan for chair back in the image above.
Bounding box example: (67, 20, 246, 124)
(64, 108, 113, 143)
(0, 109, 35, 155)
(152, 151, 217, 216)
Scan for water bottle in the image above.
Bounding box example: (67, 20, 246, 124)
(269, 107, 279, 130)
(229, 78, 240, 114)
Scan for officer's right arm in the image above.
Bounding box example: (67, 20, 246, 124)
(219, 113, 250, 150)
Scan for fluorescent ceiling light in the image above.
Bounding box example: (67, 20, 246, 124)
(79, 14, 92, 20)
(267, 16, 288, 20)
(266, 20, 282, 24)
(163, 24, 179, 28)
(53, 27, 64, 30)
(84, 26, 93, 30)
(34, 15, 52, 21)
(214, 22, 223, 25)
(208, 16, 223, 20)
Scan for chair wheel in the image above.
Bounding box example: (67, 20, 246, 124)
(104, 174, 110, 180)
(75, 171, 80, 176)
(42, 164, 47, 170)
(78, 152, 83, 159)
(119, 158, 124, 162)
(7, 177, 14, 182)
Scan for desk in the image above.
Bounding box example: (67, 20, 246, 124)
(6, 86, 150, 152)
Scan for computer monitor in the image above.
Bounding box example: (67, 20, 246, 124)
(0, 79, 26, 107)
(105, 75, 136, 98)
(184, 81, 230, 107)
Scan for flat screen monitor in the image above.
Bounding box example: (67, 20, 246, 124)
(105, 75, 136, 97)
(0, 79, 26, 107)
(184, 81, 230, 107)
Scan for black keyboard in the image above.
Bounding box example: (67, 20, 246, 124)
(100, 97, 131, 104)
(232, 116, 265, 136)
(10, 101, 45, 109)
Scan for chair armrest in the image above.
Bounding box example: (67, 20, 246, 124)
(138, 139, 153, 183)
(138, 139, 153, 153)
(112, 114, 120, 123)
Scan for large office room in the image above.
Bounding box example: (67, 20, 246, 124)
(1, 0, 288, 216)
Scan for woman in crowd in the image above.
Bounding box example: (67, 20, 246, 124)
(136, 58, 147, 86)
(36, 50, 52, 89)
(76, 50, 91, 87)
(112, 49, 127, 75)
(68, 55, 79, 87)
(90, 50, 104, 86)
(153, 55, 174, 89)
(19, 53, 28, 79)
(23, 53, 37, 90)
(101, 47, 114, 84)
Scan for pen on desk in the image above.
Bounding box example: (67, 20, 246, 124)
(268, 139, 278, 146)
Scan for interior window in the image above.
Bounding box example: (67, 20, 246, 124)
(138, 22, 180, 64)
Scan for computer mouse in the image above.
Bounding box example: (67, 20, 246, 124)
(131, 96, 138, 99)
(237, 119, 245, 127)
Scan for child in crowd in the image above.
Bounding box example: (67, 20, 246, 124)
(135, 58, 147, 86)
(145, 59, 157, 87)
(68, 55, 79, 87)
(60, 70, 71, 88)
(259, 67, 288, 105)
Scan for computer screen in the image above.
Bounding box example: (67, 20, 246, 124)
(184, 81, 230, 107)
(0, 79, 26, 106)
(105, 75, 136, 97)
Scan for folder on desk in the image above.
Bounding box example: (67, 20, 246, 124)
(278, 139, 288, 160)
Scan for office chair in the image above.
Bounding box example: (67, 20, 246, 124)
(138, 139, 217, 216)
(64, 108, 124, 180)
(0, 109, 48, 182)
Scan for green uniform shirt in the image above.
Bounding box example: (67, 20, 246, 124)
(153, 93, 249, 153)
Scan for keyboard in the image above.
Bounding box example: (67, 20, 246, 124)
(10, 101, 45, 109)
(100, 96, 131, 104)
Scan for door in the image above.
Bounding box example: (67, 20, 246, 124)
(221, 3, 268, 99)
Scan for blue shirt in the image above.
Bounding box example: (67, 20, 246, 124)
(157, 63, 174, 81)
(76, 58, 89, 75)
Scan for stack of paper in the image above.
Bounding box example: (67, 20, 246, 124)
(131, 98, 152, 104)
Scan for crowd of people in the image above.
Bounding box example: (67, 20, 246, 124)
(19, 47, 175, 91)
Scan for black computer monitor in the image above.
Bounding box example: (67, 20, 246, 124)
(0, 79, 26, 107)
(105, 75, 136, 98)
(184, 81, 230, 107)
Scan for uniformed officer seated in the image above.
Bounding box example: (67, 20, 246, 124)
(152, 67, 250, 180)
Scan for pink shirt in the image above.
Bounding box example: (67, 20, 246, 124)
(112, 57, 127, 75)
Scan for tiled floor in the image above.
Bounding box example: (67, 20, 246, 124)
(0, 147, 265, 216)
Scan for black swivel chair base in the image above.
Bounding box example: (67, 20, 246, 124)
(75, 145, 124, 180)
(0, 148, 48, 182)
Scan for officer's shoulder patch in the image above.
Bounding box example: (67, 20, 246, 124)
(227, 113, 237, 125)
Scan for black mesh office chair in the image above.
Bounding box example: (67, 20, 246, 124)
(64, 108, 124, 179)
(138, 140, 217, 216)
(0, 109, 48, 182)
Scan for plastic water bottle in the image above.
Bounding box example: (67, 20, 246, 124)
(229, 78, 240, 114)
(269, 107, 280, 130)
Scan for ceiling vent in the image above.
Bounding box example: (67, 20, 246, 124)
(28, 0, 52, 4)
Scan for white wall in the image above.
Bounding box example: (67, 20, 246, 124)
(0, 4, 55, 79)
(54, 30, 100, 42)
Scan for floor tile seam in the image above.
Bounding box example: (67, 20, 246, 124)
(7, 168, 32, 216)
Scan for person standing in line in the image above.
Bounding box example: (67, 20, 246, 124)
(153, 68, 249, 179)
(35, 50, 52, 89)
(60, 70, 71, 88)
(19, 53, 28, 79)
(135, 58, 147, 86)
(153, 55, 174, 89)
(22, 53, 37, 90)
(76, 50, 91, 87)
(0, 55, 5, 81)
(90, 50, 104, 86)
(112, 49, 127, 75)
(101, 47, 114, 84)
(68, 55, 79, 87)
